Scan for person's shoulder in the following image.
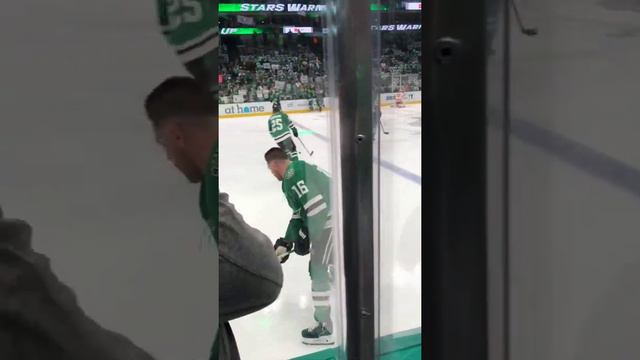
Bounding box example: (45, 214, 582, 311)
(293, 159, 309, 169)
(284, 161, 304, 181)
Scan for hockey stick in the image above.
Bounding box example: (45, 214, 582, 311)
(379, 120, 390, 135)
(377, 112, 390, 135)
(296, 136, 314, 156)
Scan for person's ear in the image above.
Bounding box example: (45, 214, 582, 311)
(167, 122, 186, 147)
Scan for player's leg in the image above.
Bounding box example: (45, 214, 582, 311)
(303, 227, 334, 345)
(277, 138, 300, 161)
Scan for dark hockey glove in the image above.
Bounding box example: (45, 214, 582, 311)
(274, 238, 293, 264)
(294, 227, 310, 256)
(292, 127, 299, 137)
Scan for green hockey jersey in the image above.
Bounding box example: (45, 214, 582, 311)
(199, 143, 218, 244)
(157, 0, 219, 63)
(305, 88, 315, 99)
(196, 143, 219, 360)
(268, 111, 297, 143)
(281, 161, 332, 241)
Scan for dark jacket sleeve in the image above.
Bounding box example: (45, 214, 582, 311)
(0, 213, 155, 360)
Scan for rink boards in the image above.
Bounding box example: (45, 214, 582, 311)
(219, 91, 422, 118)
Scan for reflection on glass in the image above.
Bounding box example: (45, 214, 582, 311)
(219, 1, 342, 358)
(218, 0, 422, 357)
(374, 0, 422, 358)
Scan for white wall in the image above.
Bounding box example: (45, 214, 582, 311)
(0, 2, 216, 359)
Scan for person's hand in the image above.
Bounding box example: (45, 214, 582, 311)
(274, 238, 293, 264)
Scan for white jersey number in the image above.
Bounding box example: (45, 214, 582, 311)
(271, 118, 283, 131)
(292, 180, 309, 198)
(165, 0, 204, 31)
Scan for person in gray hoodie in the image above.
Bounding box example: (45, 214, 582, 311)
(0, 206, 155, 360)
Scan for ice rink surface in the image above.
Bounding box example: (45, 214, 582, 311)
(220, 103, 422, 359)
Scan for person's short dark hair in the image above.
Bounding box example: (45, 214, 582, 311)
(264, 147, 288, 162)
(144, 76, 216, 128)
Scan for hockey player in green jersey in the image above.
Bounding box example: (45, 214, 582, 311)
(306, 88, 316, 112)
(268, 101, 300, 161)
(315, 93, 324, 112)
(306, 88, 322, 112)
(264, 147, 335, 345)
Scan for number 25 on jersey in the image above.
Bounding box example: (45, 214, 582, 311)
(164, 0, 203, 31)
(272, 118, 283, 131)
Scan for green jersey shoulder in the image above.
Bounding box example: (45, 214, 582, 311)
(157, 0, 219, 63)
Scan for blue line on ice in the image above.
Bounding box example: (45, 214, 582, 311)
(293, 122, 422, 186)
(512, 118, 640, 199)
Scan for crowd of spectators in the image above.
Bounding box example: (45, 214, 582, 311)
(220, 44, 326, 104)
(219, 38, 421, 104)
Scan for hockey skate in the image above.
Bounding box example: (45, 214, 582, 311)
(301, 320, 334, 345)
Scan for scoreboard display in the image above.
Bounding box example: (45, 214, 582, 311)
(219, 1, 421, 35)
(219, 2, 422, 12)
(219, 3, 328, 12)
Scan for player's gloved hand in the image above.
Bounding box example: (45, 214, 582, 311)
(294, 228, 310, 256)
(292, 127, 299, 137)
(274, 238, 293, 264)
